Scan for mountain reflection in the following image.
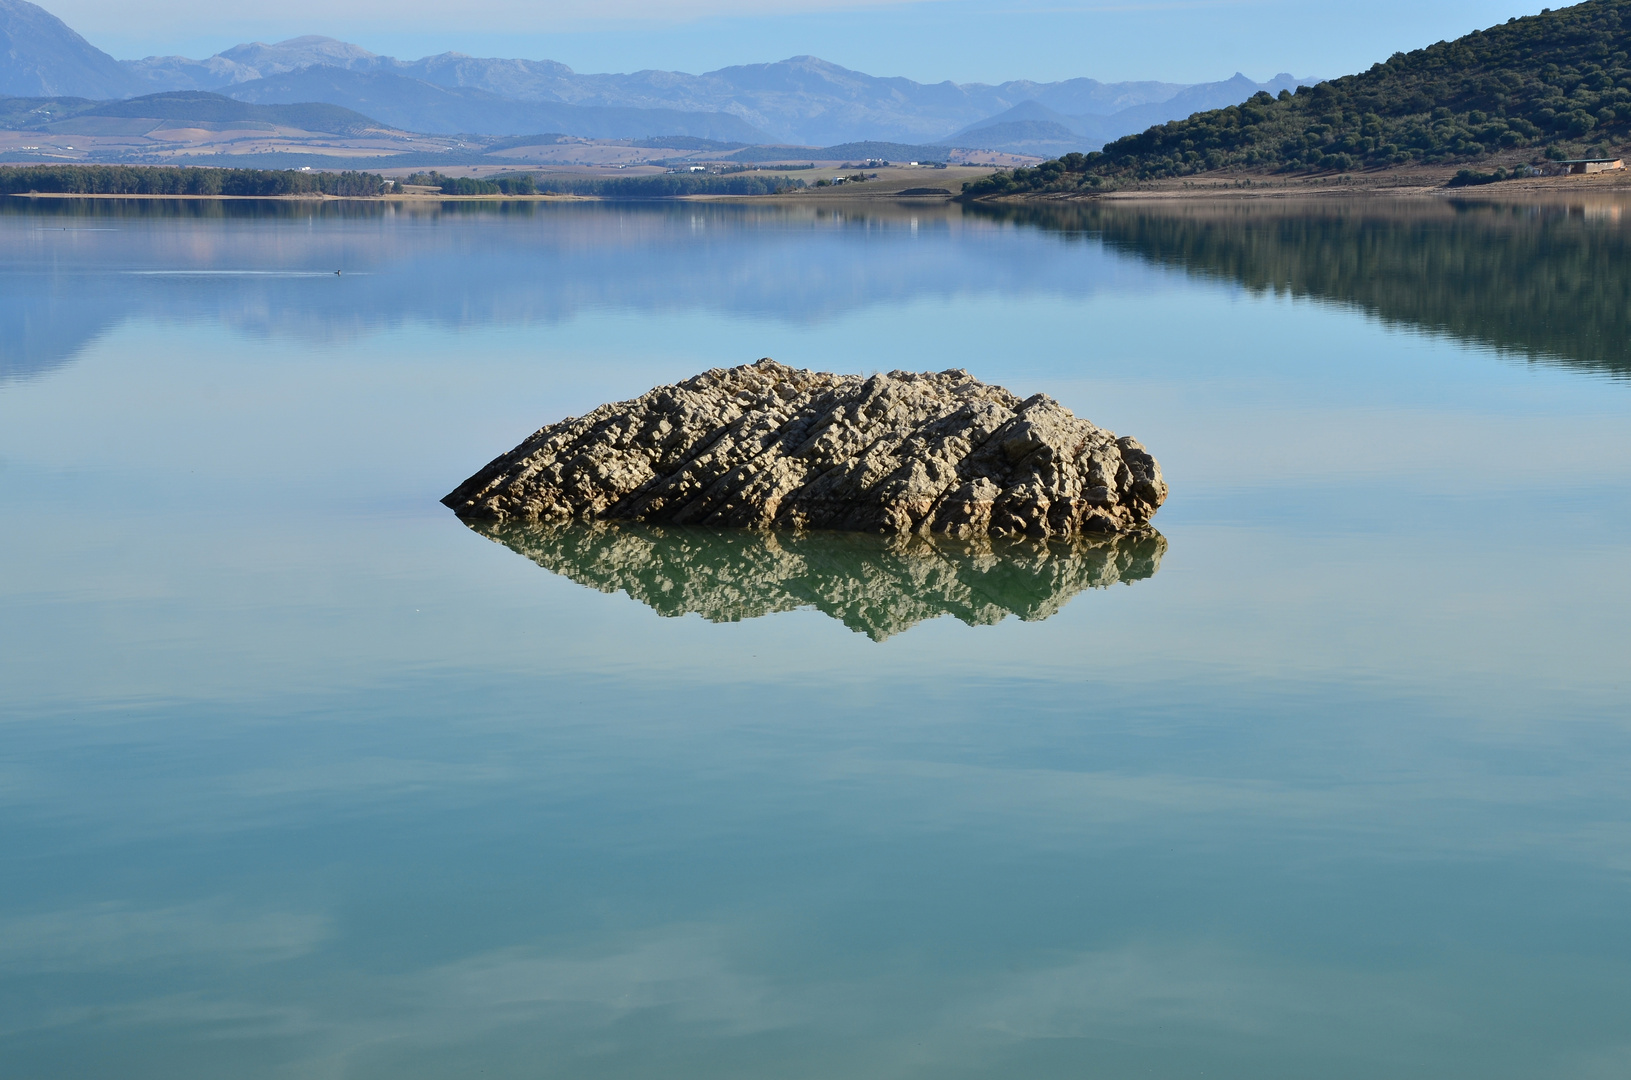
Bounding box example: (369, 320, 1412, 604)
(4, 199, 1141, 383)
(12, 195, 1625, 387)
(972, 197, 1631, 379)
(466, 519, 1166, 640)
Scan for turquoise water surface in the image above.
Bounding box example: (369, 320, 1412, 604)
(2, 196, 1629, 1078)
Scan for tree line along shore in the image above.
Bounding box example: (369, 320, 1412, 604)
(0, 165, 813, 199)
(0, 166, 389, 197)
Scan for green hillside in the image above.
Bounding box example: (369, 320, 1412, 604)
(964, 0, 1631, 196)
(0, 91, 385, 135)
(0, 94, 90, 127)
(88, 92, 384, 135)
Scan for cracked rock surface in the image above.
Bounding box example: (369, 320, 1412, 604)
(467, 520, 1167, 641)
(443, 358, 1166, 537)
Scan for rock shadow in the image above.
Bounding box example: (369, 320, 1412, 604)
(465, 519, 1166, 641)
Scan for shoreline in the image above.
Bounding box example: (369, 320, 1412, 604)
(2, 190, 960, 205)
(969, 163, 1631, 204)
(0, 163, 984, 204)
(9, 169, 1631, 206)
(2, 191, 600, 202)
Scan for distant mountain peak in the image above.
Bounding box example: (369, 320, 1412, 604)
(0, 0, 134, 97)
(277, 34, 361, 47)
(5, 0, 1318, 149)
(944, 73, 1311, 152)
(216, 34, 380, 71)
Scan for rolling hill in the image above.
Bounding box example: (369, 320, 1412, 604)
(964, 0, 1631, 196)
(0, 91, 387, 135)
(70, 92, 381, 133)
(945, 120, 1087, 159)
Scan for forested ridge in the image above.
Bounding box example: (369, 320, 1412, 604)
(965, 0, 1631, 196)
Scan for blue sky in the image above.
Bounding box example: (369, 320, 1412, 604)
(56, 0, 1555, 84)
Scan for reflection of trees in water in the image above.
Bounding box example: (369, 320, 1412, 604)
(468, 519, 1166, 641)
(974, 199, 1631, 379)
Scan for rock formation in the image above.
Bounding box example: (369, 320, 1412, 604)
(443, 359, 1166, 538)
(467, 519, 1166, 641)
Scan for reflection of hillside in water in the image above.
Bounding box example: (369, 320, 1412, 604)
(0, 199, 1148, 384)
(469, 519, 1166, 641)
(973, 198, 1631, 380)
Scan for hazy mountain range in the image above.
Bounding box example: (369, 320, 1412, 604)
(1, 0, 1311, 151)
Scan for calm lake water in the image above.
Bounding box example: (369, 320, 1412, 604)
(3, 194, 1630, 1079)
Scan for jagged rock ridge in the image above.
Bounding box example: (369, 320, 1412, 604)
(444, 359, 1166, 538)
(470, 520, 1166, 640)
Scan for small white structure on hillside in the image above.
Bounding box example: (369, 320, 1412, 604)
(1560, 157, 1625, 174)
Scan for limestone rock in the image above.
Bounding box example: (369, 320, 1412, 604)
(467, 519, 1167, 641)
(443, 358, 1166, 538)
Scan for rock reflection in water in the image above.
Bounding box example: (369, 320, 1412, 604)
(466, 519, 1165, 640)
